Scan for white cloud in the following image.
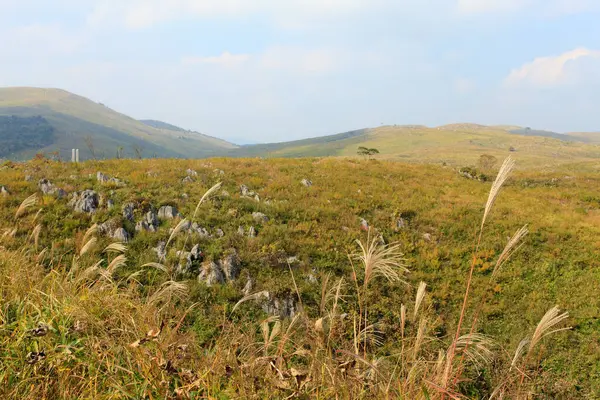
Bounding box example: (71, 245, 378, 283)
(457, 0, 599, 15)
(457, 0, 529, 14)
(181, 52, 250, 68)
(505, 48, 600, 87)
(87, 0, 381, 29)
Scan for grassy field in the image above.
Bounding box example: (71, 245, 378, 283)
(237, 124, 600, 169)
(0, 156, 598, 398)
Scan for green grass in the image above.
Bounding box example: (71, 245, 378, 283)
(0, 156, 597, 398)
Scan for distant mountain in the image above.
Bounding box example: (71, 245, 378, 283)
(232, 124, 600, 167)
(0, 87, 237, 160)
(140, 119, 186, 132)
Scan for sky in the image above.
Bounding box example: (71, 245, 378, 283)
(1, 0, 600, 144)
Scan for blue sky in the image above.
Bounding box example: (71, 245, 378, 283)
(1, 0, 599, 143)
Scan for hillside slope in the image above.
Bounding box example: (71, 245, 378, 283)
(235, 124, 600, 168)
(0, 87, 237, 160)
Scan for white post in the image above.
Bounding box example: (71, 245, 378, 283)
(72, 149, 76, 163)
(76, 149, 80, 163)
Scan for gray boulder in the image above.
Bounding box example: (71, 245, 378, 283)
(136, 210, 159, 232)
(186, 169, 198, 177)
(182, 176, 194, 184)
(122, 203, 136, 222)
(38, 179, 55, 195)
(112, 228, 130, 243)
(1, 186, 10, 196)
(69, 190, 99, 213)
(360, 218, 369, 231)
(107, 199, 115, 209)
(301, 178, 313, 187)
(215, 228, 224, 238)
(262, 292, 297, 319)
(97, 171, 124, 186)
(25, 175, 32, 182)
(158, 206, 179, 219)
(221, 249, 241, 281)
(252, 212, 269, 223)
(153, 241, 167, 262)
(248, 226, 256, 238)
(198, 261, 225, 286)
(237, 226, 245, 236)
(176, 244, 203, 276)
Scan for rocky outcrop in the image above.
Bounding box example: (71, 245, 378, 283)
(301, 178, 313, 187)
(186, 169, 198, 177)
(262, 292, 297, 319)
(38, 179, 66, 198)
(182, 176, 194, 184)
(97, 172, 124, 186)
(158, 206, 179, 219)
(221, 249, 241, 281)
(122, 203, 136, 222)
(69, 190, 99, 213)
(153, 241, 167, 262)
(112, 228, 130, 243)
(252, 212, 269, 223)
(197, 248, 241, 286)
(248, 226, 256, 238)
(176, 244, 203, 276)
(136, 210, 159, 232)
(198, 261, 225, 286)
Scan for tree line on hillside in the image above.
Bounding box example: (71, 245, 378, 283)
(0, 115, 54, 157)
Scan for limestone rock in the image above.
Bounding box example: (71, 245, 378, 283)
(1, 186, 10, 196)
(252, 212, 269, 223)
(112, 228, 130, 243)
(158, 205, 179, 219)
(221, 249, 241, 281)
(198, 261, 225, 286)
(301, 178, 313, 187)
(122, 203, 136, 222)
(69, 190, 99, 213)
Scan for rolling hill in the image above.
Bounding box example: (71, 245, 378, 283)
(234, 124, 600, 168)
(0, 87, 237, 160)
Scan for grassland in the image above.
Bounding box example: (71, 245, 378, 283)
(0, 156, 598, 399)
(237, 124, 600, 169)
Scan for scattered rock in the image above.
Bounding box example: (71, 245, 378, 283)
(252, 212, 269, 223)
(153, 241, 167, 262)
(112, 228, 130, 243)
(214, 169, 225, 176)
(248, 226, 256, 238)
(262, 292, 297, 319)
(69, 190, 99, 213)
(237, 226, 245, 235)
(254, 194, 260, 202)
(221, 190, 230, 197)
(215, 228, 224, 238)
(98, 218, 122, 237)
(360, 218, 369, 231)
(307, 272, 318, 284)
(176, 244, 203, 276)
(25, 175, 32, 182)
(198, 261, 225, 286)
(221, 249, 241, 281)
(423, 233, 432, 242)
(97, 171, 124, 186)
(240, 184, 255, 197)
(1, 186, 10, 196)
(186, 169, 198, 177)
(107, 199, 115, 209)
(287, 256, 300, 265)
(158, 205, 179, 219)
(38, 179, 55, 195)
(243, 275, 254, 296)
(301, 178, 313, 187)
(396, 218, 406, 230)
(136, 210, 159, 232)
(182, 176, 194, 184)
(122, 203, 136, 222)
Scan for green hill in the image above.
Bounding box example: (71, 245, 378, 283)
(234, 124, 600, 168)
(0, 87, 237, 160)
